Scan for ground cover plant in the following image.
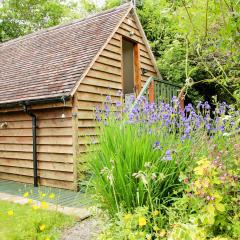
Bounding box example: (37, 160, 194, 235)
(0, 195, 74, 240)
(86, 96, 240, 239)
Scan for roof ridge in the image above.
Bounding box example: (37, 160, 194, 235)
(0, 2, 132, 48)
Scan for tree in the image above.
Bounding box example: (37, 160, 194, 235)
(0, 0, 79, 42)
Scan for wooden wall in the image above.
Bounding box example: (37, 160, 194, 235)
(0, 102, 75, 189)
(75, 11, 158, 178)
(0, 11, 158, 190)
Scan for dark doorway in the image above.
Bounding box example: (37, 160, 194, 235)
(122, 38, 135, 95)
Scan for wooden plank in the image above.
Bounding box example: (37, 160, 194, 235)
(87, 69, 122, 83)
(0, 152, 73, 163)
(81, 77, 122, 90)
(77, 92, 120, 103)
(0, 101, 72, 113)
(0, 108, 72, 122)
(0, 127, 72, 137)
(91, 62, 121, 76)
(117, 28, 142, 43)
(78, 119, 97, 128)
(134, 43, 142, 95)
(0, 118, 72, 129)
(100, 49, 121, 61)
(109, 38, 121, 47)
(78, 84, 121, 96)
(104, 43, 121, 54)
(0, 173, 74, 190)
(96, 56, 121, 68)
(0, 144, 73, 154)
(0, 166, 74, 181)
(0, 159, 73, 172)
(72, 94, 79, 190)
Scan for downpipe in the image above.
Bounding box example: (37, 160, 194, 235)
(23, 105, 38, 187)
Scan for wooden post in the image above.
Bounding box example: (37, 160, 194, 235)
(134, 43, 141, 95)
(178, 88, 185, 112)
(149, 80, 155, 103)
(72, 95, 79, 191)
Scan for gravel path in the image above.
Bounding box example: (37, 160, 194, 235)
(61, 217, 102, 240)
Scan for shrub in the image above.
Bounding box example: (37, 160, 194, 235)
(86, 96, 239, 215)
(98, 141, 240, 240)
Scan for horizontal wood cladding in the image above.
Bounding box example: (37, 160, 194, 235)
(76, 13, 158, 158)
(0, 106, 74, 189)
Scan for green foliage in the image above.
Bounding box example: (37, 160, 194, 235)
(87, 119, 194, 215)
(0, 0, 78, 42)
(0, 200, 74, 240)
(98, 136, 240, 240)
(103, 0, 240, 105)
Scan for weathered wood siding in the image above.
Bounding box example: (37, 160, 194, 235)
(0, 103, 75, 189)
(75, 12, 158, 171)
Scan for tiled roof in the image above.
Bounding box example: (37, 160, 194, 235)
(0, 3, 131, 106)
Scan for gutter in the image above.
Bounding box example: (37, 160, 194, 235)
(0, 95, 71, 109)
(23, 105, 38, 187)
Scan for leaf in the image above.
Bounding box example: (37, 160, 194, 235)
(215, 203, 225, 212)
(206, 204, 215, 216)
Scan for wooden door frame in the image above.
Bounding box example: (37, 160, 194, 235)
(121, 36, 142, 96)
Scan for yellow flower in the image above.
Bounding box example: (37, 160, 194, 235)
(28, 199, 33, 204)
(32, 205, 39, 210)
(7, 210, 14, 216)
(23, 192, 29, 198)
(152, 210, 159, 217)
(49, 193, 55, 199)
(124, 214, 132, 222)
(45, 237, 50, 240)
(41, 201, 48, 209)
(39, 224, 46, 231)
(138, 216, 147, 227)
(41, 193, 46, 197)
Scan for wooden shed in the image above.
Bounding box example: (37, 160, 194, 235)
(0, 3, 162, 190)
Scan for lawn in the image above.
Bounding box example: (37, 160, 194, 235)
(0, 200, 75, 240)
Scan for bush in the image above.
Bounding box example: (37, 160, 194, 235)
(99, 140, 239, 240)
(86, 96, 239, 216)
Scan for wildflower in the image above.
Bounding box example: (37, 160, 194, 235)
(23, 192, 29, 198)
(7, 210, 14, 216)
(116, 101, 122, 107)
(41, 201, 48, 209)
(45, 237, 51, 240)
(106, 95, 111, 102)
(153, 141, 161, 150)
(32, 205, 39, 210)
(163, 150, 172, 161)
(49, 193, 55, 199)
(138, 216, 147, 227)
(28, 199, 33, 204)
(41, 193, 46, 197)
(39, 224, 46, 231)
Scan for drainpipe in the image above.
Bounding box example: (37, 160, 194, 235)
(23, 105, 38, 187)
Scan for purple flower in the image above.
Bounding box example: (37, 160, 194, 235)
(106, 96, 111, 102)
(116, 101, 122, 107)
(153, 141, 162, 150)
(163, 150, 172, 161)
(204, 101, 211, 110)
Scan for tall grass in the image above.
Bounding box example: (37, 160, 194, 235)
(86, 98, 239, 215)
